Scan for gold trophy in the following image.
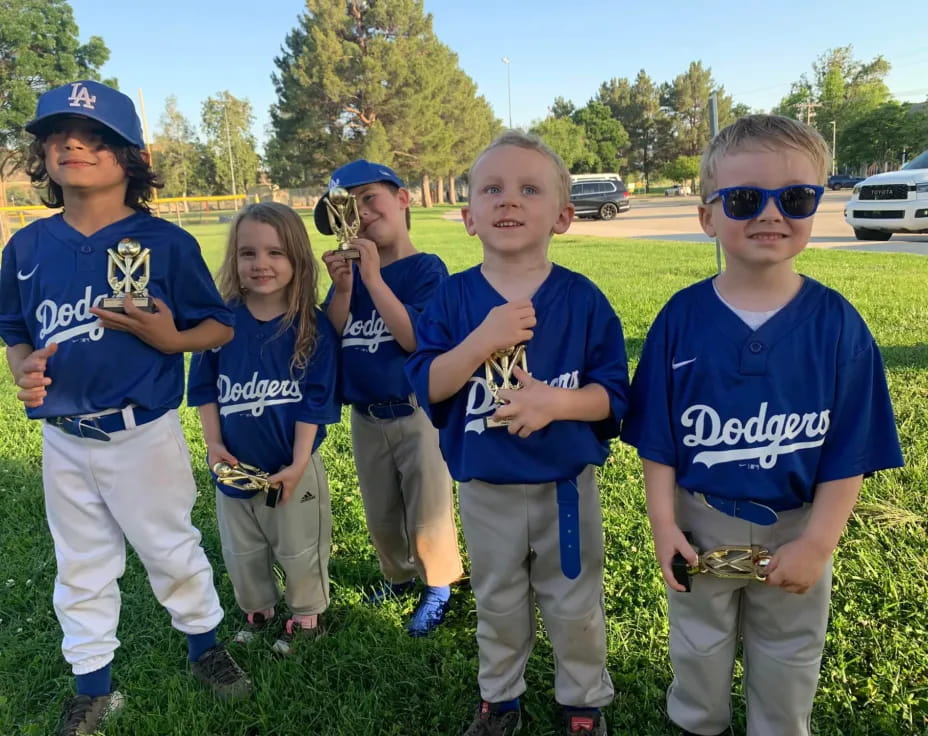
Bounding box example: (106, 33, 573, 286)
(483, 345, 528, 429)
(213, 461, 282, 508)
(101, 238, 154, 312)
(672, 532, 772, 592)
(323, 186, 362, 260)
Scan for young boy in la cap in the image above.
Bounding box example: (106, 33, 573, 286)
(621, 114, 904, 736)
(406, 131, 628, 736)
(0, 80, 252, 736)
(317, 159, 463, 636)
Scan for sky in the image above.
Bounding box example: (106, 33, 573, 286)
(68, 0, 928, 152)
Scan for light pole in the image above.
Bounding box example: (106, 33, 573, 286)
(501, 57, 512, 129)
(830, 120, 836, 176)
(223, 101, 238, 199)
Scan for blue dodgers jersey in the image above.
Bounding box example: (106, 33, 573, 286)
(187, 304, 341, 498)
(323, 252, 447, 405)
(0, 213, 233, 418)
(406, 264, 629, 484)
(621, 277, 904, 508)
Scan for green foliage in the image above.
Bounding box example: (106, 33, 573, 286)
(529, 116, 589, 171)
(200, 92, 261, 195)
(571, 101, 628, 173)
(550, 96, 575, 119)
(1, 210, 926, 735)
(663, 154, 701, 184)
(266, 0, 497, 188)
(840, 102, 928, 170)
(661, 61, 736, 157)
(153, 96, 215, 197)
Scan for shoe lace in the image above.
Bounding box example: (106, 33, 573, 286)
(202, 646, 246, 684)
(60, 696, 93, 736)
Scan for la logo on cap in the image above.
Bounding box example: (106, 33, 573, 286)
(68, 83, 97, 110)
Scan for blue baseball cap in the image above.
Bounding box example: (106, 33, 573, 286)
(25, 80, 145, 149)
(314, 160, 404, 235)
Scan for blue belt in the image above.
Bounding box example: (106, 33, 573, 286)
(692, 490, 801, 526)
(556, 478, 581, 579)
(47, 407, 169, 442)
(353, 399, 416, 420)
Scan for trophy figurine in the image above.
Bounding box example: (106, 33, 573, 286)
(323, 186, 362, 260)
(101, 238, 154, 312)
(483, 344, 528, 429)
(671, 532, 772, 592)
(212, 461, 282, 508)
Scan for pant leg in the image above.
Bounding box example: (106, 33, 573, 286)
(741, 506, 830, 736)
(257, 452, 331, 616)
(42, 424, 127, 676)
(667, 490, 748, 735)
(529, 467, 614, 708)
(94, 412, 223, 634)
(388, 408, 463, 586)
(459, 480, 534, 703)
(215, 489, 280, 614)
(351, 408, 417, 582)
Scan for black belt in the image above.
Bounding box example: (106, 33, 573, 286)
(47, 407, 169, 442)
(353, 399, 417, 420)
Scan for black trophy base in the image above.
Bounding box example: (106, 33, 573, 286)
(671, 531, 698, 592)
(101, 295, 155, 313)
(265, 484, 282, 508)
(336, 247, 361, 260)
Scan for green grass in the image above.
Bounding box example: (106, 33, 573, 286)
(1, 206, 926, 735)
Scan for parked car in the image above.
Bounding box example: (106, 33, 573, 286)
(827, 174, 865, 190)
(569, 176, 631, 220)
(664, 183, 692, 196)
(843, 150, 928, 240)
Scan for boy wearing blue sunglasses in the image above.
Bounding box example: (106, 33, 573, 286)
(622, 115, 902, 736)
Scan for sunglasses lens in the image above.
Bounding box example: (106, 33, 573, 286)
(723, 188, 764, 219)
(778, 186, 819, 218)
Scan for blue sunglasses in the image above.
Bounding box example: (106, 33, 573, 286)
(706, 185, 825, 220)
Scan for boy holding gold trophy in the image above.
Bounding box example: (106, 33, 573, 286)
(316, 160, 463, 637)
(0, 81, 251, 735)
(406, 132, 629, 736)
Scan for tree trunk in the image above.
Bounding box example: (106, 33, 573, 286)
(435, 176, 445, 204)
(421, 174, 433, 208)
(0, 174, 9, 244)
(447, 173, 457, 204)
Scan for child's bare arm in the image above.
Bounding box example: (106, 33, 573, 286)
(643, 459, 697, 593)
(268, 421, 318, 504)
(494, 371, 610, 436)
(90, 299, 233, 353)
(322, 250, 353, 333)
(6, 343, 58, 408)
(765, 475, 862, 594)
(197, 403, 237, 468)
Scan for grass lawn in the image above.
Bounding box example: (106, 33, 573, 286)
(1, 206, 926, 735)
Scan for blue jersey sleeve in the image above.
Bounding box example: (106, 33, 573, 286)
(0, 238, 31, 347)
(816, 339, 903, 481)
(406, 285, 456, 428)
(621, 304, 677, 466)
(583, 289, 630, 439)
(402, 255, 448, 326)
(186, 347, 220, 406)
(295, 312, 342, 426)
(167, 232, 233, 331)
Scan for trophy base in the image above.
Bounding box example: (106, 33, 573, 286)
(336, 247, 361, 260)
(101, 296, 154, 313)
(265, 485, 282, 508)
(483, 416, 511, 430)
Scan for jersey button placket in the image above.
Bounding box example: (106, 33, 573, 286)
(740, 340, 767, 375)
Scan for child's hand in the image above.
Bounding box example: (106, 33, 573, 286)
(322, 249, 355, 293)
(13, 343, 58, 408)
(351, 238, 382, 284)
(764, 536, 831, 594)
(267, 462, 308, 505)
(651, 521, 698, 593)
(475, 301, 535, 354)
(494, 365, 557, 437)
(206, 442, 238, 470)
(90, 297, 181, 354)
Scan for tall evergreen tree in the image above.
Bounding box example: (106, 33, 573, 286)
(201, 92, 260, 195)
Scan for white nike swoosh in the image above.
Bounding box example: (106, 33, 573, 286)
(17, 265, 39, 281)
(672, 358, 697, 370)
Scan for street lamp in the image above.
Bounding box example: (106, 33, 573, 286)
(830, 120, 836, 176)
(501, 57, 512, 129)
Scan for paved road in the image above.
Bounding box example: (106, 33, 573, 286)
(563, 191, 928, 255)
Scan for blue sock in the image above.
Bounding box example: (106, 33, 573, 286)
(75, 663, 112, 698)
(494, 697, 520, 713)
(563, 705, 600, 714)
(425, 584, 451, 602)
(186, 627, 218, 662)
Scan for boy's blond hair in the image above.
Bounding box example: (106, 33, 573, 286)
(699, 115, 830, 201)
(471, 130, 572, 207)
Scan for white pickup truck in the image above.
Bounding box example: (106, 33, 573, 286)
(844, 149, 928, 240)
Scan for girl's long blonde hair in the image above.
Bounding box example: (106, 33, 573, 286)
(217, 202, 320, 377)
